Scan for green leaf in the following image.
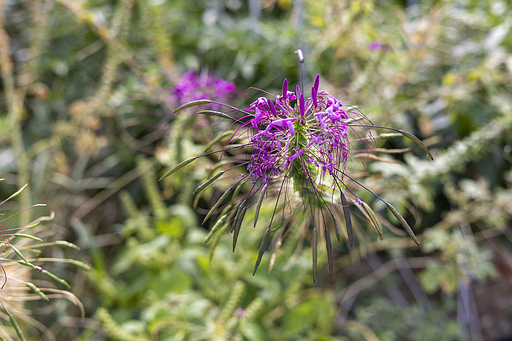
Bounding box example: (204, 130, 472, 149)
(156, 217, 184, 238)
(149, 268, 192, 296)
(439, 269, 457, 294)
(174, 99, 212, 113)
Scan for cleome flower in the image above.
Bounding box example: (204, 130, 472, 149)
(159, 74, 433, 283)
(170, 70, 236, 109)
(158, 70, 237, 168)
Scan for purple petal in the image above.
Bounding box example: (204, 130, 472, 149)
(299, 94, 305, 118)
(267, 98, 277, 116)
(314, 74, 320, 93)
(296, 85, 302, 105)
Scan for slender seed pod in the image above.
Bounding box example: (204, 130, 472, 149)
(359, 201, 383, 239)
(42, 270, 71, 289)
(312, 227, 318, 284)
(205, 213, 228, 244)
(341, 192, 354, 247)
(26, 282, 49, 301)
(253, 183, 268, 228)
(174, 99, 212, 113)
(331, 212, 342, 242)
(324, 226, 334, 283)
(386, 203, 421, 247)
(253, 228, 271, 275)
(193, 170, 226, 195)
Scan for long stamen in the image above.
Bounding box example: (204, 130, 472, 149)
(0, 224, 9, 248)
(0, 263, 6, 289)
(0, 204, 46, 224)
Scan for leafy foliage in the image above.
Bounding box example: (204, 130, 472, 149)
(84, 165, 339, 340)
(1, 0, 512, 339)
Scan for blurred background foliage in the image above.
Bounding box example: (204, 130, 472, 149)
(0, 0, 511, 340)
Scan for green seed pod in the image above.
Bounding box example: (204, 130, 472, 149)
(26, 282, 49, 301)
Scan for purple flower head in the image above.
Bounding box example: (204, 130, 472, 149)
(161, 74, 433, 283)
(170, 71, 235, 109)
(276, 91, 296, 105)
(368, 41, 389, 52)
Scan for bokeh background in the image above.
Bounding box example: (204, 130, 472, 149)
(1, 0, 512, 340)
